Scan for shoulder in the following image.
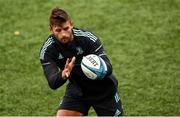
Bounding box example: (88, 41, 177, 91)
(40, 35, 55, 51)
(39, 35, 55, 60)
(73, 28, 98, 43)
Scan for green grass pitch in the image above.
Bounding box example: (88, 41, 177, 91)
(0, 0, 180, 116)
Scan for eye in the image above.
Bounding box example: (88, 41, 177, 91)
(55, 29, 61, 32)
(64, 27, 69, 31)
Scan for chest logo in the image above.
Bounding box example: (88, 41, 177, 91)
(58, 53, 64, 59)
(76, 47, 84, 55)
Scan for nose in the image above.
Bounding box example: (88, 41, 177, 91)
(61, 30, 66, 37)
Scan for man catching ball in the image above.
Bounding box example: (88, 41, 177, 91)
(39, 7, 123, 116)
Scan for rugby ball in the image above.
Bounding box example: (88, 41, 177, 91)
(81, 54, 107, 80)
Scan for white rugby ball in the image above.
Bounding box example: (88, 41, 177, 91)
(81, 54, 107, 80)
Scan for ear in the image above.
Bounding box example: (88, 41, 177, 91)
(49, 25, 52, 32)
(69, 20, 74, 28)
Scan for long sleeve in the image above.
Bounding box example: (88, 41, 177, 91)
(39, 36, 67, 90)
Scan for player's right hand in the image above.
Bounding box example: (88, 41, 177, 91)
(62, 56, 76, 80)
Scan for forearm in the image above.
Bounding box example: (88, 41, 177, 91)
(41, 61, 67, 90)
(99, 55, 113, 76)
(45, 70, 67, 90)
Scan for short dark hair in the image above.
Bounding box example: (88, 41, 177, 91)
(49, 7, 70, 25)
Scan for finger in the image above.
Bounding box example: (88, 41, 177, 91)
(65, 72, 69, 77)
(69, 56, 76, 66)
(65, 58, 69, 68)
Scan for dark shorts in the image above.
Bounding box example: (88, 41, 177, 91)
(58, 91, 123, 116)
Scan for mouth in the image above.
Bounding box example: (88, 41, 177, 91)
(62, 39, 67, 42)
(60, 38, 71, 44)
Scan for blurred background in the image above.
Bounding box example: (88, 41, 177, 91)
(0, 0, 180, 116)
